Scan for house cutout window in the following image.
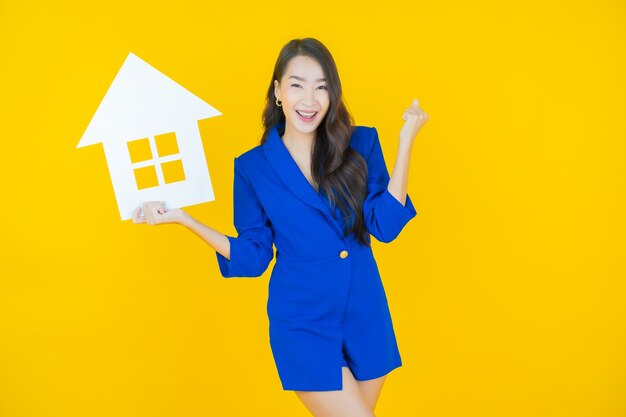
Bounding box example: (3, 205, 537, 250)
(127, 131, 186, 190)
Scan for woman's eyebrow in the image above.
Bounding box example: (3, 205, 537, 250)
(288, 75, 327, 82)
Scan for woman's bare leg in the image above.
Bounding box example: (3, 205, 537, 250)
(355, 374, 387, 411)
(294, 367, 376, 417)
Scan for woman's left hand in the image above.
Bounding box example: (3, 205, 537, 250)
(399, 98, 429, 145)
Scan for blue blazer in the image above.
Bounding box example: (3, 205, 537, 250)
(215, 121, 417, 391)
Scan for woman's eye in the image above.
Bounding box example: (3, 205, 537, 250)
(289, 83, 327, 90)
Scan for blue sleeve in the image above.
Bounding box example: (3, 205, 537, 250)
(362, 127, 418, 243)
(215, 156, 275, 278)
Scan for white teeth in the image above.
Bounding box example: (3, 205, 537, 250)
(297, 110, 317, 118)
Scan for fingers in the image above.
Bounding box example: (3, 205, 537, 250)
(132, 207, 146, 224)
(402, 97, 429, 122)
(134, 201, 166, 225)
(144, 201, 159, 225)
(143, 202, 153, 224)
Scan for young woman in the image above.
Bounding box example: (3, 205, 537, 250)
(133, 37, 428, 417)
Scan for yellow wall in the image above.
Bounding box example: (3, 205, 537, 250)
(1, 1, 625, 416)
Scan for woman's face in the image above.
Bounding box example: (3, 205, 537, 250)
(274, 55, 330, 136)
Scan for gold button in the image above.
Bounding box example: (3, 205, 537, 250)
(339, 250, 349, 259)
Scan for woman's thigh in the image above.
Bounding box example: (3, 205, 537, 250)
(294, 367, 376, 417)
(356, 374, 387, 411)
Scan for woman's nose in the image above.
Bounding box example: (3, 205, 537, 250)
(301, 88, 316, 106)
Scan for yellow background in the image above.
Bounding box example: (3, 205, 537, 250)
(1, 1, 625, 416)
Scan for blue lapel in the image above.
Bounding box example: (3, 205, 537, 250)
(262, 121, 346, 239)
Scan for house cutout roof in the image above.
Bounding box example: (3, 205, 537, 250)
(77, 51, 221, 148)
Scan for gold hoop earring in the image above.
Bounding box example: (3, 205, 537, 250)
(275, 98, 282, 107)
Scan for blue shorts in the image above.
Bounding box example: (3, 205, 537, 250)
(341, 352, 348, 367)
(266, 245, 403, 391)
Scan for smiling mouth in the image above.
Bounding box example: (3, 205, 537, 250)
(296, 110, 318, 119)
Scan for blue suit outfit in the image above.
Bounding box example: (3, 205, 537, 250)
(215, 121, 417, 391)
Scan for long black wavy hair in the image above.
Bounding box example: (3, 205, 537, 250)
(260, 37, 370, 246)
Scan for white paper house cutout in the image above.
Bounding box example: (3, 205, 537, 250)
(77, 51, 221, 221)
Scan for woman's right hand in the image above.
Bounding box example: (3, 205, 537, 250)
(132, 201, 187, 226)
